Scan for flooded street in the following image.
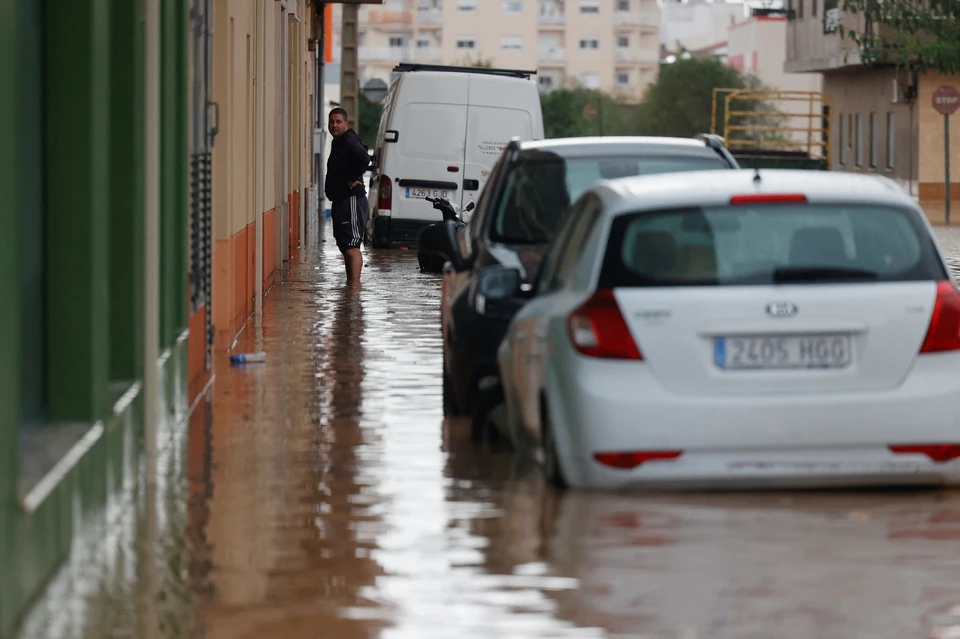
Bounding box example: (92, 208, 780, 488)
(15, 223, 960, 639)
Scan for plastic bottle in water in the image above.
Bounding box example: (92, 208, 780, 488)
(230, 352, 267, 366)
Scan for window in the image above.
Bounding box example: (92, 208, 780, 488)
(798, 0, 804, 19)
(838, 112, 845, 165)
(579, 72, 601, 88)
(539, 75, 554, 89)
(886, 112, 895, 169)
(617, 35, 629, 48)
(417, 37, 431, 49)
(616, 72, 630, 86)
(580, 37, 600, 49)
(389, 36, 405, 48)
(617, 0, 630, 10)
(812, 0, 817, 16)
(457, 0, 477, 11)
(598, 204, 945, 289)
(854, 113, 862, 166)
(502, 35, 523, 50)
(580, 0, 600, 13)
(869, 111, 877, 168)
(544, 196, 604, 292)
(491, 153, 730, 244)
(456, 37, 476, 49)
(503, 0, 523, 12)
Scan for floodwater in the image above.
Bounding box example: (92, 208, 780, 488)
(14, 222, 960, 639)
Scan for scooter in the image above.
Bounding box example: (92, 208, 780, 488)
(425, 196, 473, 227)
(417, 197, 475, 273)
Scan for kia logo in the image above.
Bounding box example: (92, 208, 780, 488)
(766, 302, 798, 318)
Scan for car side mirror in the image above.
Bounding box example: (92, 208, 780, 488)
(418, 220, 468, 272)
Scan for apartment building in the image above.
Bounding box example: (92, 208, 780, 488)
(785, 2, 959, 200)
(333, 0, 661, 102)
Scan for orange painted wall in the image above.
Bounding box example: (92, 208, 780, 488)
(264, 208, 276, 291)
(187, 304, 211, 403)
(212, 208, 282, 349)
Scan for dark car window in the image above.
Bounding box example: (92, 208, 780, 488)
(538, 194, 603, 294)
(599, 203, 946, 288)
(491, 153, 730, 245)
(462, 156, 505, 260)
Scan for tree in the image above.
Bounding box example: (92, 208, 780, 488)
(632, 58, 779, 141)
(837, 0, 960, 74)
(458, 55, 494, 68)
(357, 90, 383, 145)
(539, 87, 633, 138)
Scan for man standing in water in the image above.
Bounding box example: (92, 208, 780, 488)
(325, 108, 371, 282)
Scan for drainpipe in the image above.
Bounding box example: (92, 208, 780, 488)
(255, 0, 264, 323)
(317, 2, 326, 233)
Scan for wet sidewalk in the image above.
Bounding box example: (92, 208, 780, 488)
(14, 222, 960, 639)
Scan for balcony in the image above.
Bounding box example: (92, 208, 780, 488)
(614, 12, 660, 30)
(416, 8, 442, 24)
(359, 46, 415, 62)
(538, 13, 566, 27)
(538, 48, 567, 63)
(615, 48, 661, 64)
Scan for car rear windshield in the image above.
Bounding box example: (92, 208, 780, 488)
(491, 153, 730, 245)
(598, 203, 947, 288)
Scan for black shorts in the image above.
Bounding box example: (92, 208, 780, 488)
(331, 194, 369, 254)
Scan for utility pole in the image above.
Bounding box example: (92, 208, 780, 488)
(340, 3, 359, 126)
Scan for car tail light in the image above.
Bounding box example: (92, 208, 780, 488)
(729, 194, 807, 205)
(919, 281, 960, 353)
(889, 444, 960, 463)
(378, 174, 392, 211)
(567, 289, 642, 360)
(594, 451, 683, 469)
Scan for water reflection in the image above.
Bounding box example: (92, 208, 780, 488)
(14, 225, 960, 639)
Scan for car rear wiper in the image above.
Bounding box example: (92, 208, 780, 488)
(772, 266, 879, 283)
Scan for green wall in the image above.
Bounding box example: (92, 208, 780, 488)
(0, 0, 189, 634)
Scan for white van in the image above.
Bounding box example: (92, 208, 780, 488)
(367, 64, 544, 248)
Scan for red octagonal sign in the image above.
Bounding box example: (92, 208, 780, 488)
(933, 85, 960, 116)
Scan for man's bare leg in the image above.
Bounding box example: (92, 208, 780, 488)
(345, 248, 363, 282)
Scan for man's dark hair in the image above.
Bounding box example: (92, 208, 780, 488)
(329, 107, 349, 121)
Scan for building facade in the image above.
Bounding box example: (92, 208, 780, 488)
(333, 0, 661, 102)
(785, 1, 960, 201)
(0, 0, 321, 635)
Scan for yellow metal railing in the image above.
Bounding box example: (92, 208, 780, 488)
(710, 88, 833, 167)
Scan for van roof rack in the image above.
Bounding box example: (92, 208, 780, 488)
(392, 63, 537, 79)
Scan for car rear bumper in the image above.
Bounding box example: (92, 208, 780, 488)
(372, 215, 437, 247)
(546, 351, 960, 489)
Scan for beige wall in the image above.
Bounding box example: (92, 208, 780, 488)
(212, 0, 314, 239)
(823, 67, 918, 192)
(784, 4, 863, 73)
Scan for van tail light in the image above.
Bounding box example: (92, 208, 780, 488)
(889, 444, 960, 463)
(378, 174, 392, 212)
(594, 451, 683, 469)
(567, 289, 642, 360)
(919, 281, 960, 354)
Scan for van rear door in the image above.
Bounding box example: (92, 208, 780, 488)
(391, 73, 468, 222)
(461, 75, 537, 211)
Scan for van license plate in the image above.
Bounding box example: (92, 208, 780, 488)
(714, 334, 851, 370)
(404, 188, 449, 200)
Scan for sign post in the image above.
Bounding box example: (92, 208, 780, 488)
(933, 85, 960, 224)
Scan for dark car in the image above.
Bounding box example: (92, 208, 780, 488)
(424, 135, 740, 435)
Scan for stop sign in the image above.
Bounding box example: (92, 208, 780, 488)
(933, 85, 960, 116)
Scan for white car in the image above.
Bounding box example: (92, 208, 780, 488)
(496, 168, 960, 490)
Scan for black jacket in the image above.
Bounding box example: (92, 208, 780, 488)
(325, 128, 370, 201)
